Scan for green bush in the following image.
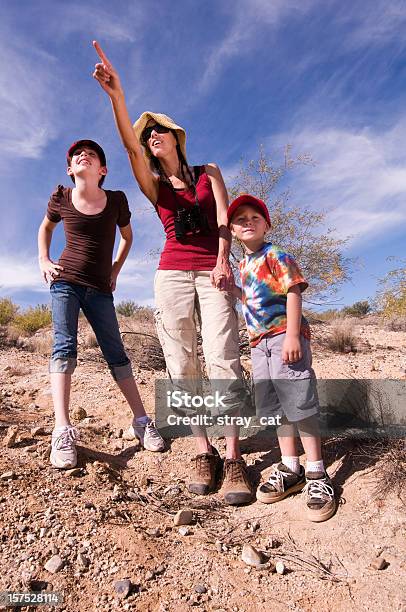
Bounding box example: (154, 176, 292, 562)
(13, 305, 52, 334)
(0, 298, 19, 324)
(116, 301, 154, 324)
(116, 300, 138, 317)
(327, 318, 357, 353)
(375, 259, 405, 318)
(342, 300, 371, 317)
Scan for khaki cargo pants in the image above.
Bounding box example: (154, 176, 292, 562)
(154, 270, 245, 416)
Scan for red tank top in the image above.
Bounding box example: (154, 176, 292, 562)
(156, 166, 219, 270)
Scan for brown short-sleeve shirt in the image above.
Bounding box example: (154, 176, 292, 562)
(46, 185, 131, 293)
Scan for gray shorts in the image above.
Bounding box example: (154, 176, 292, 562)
(251, 333, 319, 423)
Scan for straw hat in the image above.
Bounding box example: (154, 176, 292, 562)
(133, 112, 187, 162)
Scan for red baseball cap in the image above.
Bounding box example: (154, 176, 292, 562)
(227, 194, 271, 227)
(66, 140, 106, 167)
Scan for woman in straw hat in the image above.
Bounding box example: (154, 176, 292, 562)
(92, 41, 252, 505)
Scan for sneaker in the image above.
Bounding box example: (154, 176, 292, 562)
(302, 471, 336, 522)
(50, 426, 80, 469)
(256, 462, 305, 504)
(131, 419, 165, 452)
(188, 446, 222, 495)
(221, 458, 253, 505)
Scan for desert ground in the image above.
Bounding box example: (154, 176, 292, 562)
(0, 315, 405, 612)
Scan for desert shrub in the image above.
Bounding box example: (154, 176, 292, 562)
(117, 303, 155, 325)
(23, 334, 53, 355)
(305, 308, 341, 323)
(326, 318, 357, 353)
(83, 330, 98, 348)
(384, 316, 406, 332)
(116, 300, 138, 317)
(342, 300, 371, 317)
(375, 439, 406, 500)
(0, 297, 19, 324)
(13, 304, 52, 334)
(375, 258, 406, 319)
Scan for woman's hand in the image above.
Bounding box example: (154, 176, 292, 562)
(92, 40, 123, 100)
(210, 259, 234, 291)
(39, 257, 63, 284)
(110, 261, 120, 292)
(282, 334, 302, 364)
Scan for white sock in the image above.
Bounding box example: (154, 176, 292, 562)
(135, 415, 151, 426)
(306, 459, 325, 474)
(281, 456, 301, 474)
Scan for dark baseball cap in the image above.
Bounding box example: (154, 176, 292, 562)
(67, 140, 106, 166)
(227, 194, 271, 227)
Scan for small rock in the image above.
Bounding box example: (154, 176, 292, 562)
(114, 579, 132, 599)
(122, 428, 136, 441)
(241, 544, 266, 568)
(178, 526, 190, 536)
(39, 528, 48, 539)
(113, 439, 124, 451)
(370, 556, 387, 570)
(72, 407, 87, 421)
(31, 426, 48, 437)
(115, 428, 124, 439)
(194, 584, 207, 594)
(275, 561, 285, 575)
(77, 553, 90, 567)
(3, 426, 19, 448)
(0, 470, 16, 480)
(44, 555, 64, 574)
(26, 533, 36, 544)
(64, 468, 82, 477)
(173, 509, 193, 526)
(251, 520, 260, 532)
(145, 571, 155, 581)
(215, 540, 223, 553)
(146, 528, 160, 537)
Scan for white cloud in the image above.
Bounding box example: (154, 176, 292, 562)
(0, 253, 157, 306)
(199, 0, 317, 93)
(54, 6, 138, 42)
(345, 0, 406, 48)
(0, 255, 46, 293)
(0, 41, 59, 160)
(272, 120, 406, 242)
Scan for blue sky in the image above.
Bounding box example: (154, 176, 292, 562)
(1, 0, 405, 310)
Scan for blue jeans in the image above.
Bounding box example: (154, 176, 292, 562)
(50, 281, 132, 381)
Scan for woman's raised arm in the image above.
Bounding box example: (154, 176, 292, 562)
(92, 41, 158, 205)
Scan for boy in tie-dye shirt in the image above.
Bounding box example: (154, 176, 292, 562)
(227, 194, 336, 522)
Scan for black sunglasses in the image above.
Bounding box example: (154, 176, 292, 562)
(141, 124, 170, 144)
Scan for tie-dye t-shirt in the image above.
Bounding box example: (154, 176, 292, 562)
(239, 242, 310, 347)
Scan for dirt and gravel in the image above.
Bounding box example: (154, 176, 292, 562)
(0, 317, 405, 612)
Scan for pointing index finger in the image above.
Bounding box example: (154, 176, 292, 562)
(93, 40, 111, 67)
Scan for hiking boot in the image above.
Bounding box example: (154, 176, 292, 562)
(302, 471, 336, 522)
(221, 458, 253, 505)
(188, 446, 222, 495)
(50, 425, 80, 469)
(131, 419, 166, 452)
(256, 462, 305, 504)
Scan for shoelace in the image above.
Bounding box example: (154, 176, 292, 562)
(144, 421, 163, 441)
(53, 428, 79, 451)
(267, 468, 289, 492)
(225, 460, 246, 484)
(192, 454, 212, 478)
(302, 479, 334, 501)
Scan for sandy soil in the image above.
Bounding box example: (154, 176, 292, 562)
(0, 317, 405, 612)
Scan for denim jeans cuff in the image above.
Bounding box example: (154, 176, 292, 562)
(49, 357, 77, 374)
(110, 362, 133, 381)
